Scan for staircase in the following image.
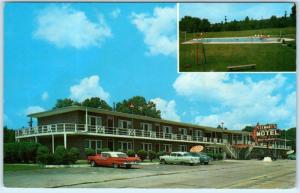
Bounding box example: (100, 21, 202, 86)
(223, 144, 238, 159)
(244, 145, 254, 159)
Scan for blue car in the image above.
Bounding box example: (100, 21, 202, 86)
(188, 152, 213, 165)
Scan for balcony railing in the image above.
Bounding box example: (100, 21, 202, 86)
(15, 123, 291, 150)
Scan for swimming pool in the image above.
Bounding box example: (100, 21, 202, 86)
(183, 37, 281, 44)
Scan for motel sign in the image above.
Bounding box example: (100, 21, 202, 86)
(252, 124, 281, 143)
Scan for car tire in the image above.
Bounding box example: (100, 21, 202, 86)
(90, 161, 96, 167)
(126, 165, 132, 169)
(189, 163, 195, 166)
(112, 163, 119, 168)
(160, 160, 166, 165)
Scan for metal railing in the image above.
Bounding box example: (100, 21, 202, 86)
(15, 123, 291, 150)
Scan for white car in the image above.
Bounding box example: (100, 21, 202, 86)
(159, 152, 200, 165)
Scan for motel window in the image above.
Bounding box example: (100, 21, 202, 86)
(163, 126, 172, 134)
(142, 143, 152, 151)
(141, 123, 152, 132)
(119, 120, 132, 129)
(84, 139, 102, 153)
(179, 145, 187, 152)
(195, 130, 203, 137)
(163, 144, 172, 153)
(119, 141, 133, 151)
(88, 116, 102, 126)
(179, 128, 187, 135)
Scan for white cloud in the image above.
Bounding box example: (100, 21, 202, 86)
(70, 75, 109, 102)
(173, 73, 295, 130)
(111, 8, 121, 18)
(34, 5, 112, 49)
(131, 5, 177, 56)
(25, 106, 45, 115)
(41, 91, 49, 101)
(151, 98, 180, 121)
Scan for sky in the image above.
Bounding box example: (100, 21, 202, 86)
(4, 2, 296, 131)
(179, 3, 294, 23)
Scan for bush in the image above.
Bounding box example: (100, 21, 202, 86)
(217, 153, 223, 160)
(137, 150, 147, 161)
(148, 151, 156, 161)
(127, 150, 136, 157)
(4, 142, 40, 163)
(68, 147, 80, 164)
(156, 151, 166, 158)
(100, 148, 110, 153)
(53, 146, 69, 164)
(4, 143, 21, 163)
(84, 148, 95, 157)
(36, 145, 50, 164)
(20, 142, 40, 163)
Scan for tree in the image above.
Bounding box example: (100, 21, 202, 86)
(4, 126, 15, 143)
(81, 97, 112, 110)
(53, 98, 77, 109)
(116, 96, 161, 119)
(279, 127, 296, 152)
(242, 126, 255, 132)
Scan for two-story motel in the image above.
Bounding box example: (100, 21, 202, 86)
(15, 106, 291, 159)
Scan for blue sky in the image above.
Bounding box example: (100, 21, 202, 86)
(4, 2, 296, 130)
(179, 3, 294, 23)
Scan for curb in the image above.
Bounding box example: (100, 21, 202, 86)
(44, 164, 90, 168)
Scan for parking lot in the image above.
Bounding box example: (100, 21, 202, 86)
(4, 159, 296, 188)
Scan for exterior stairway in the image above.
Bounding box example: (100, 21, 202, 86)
(244, 145, 254, 159)
(223, 144, 238, 159)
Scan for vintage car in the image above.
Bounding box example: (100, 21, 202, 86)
(188, 152, 213, 165)
(88, 152, 141, 168)
(159, 152, 200, 165)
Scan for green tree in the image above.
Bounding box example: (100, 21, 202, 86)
(116, 96, 161, 119)
(53, 98, 77, 109)
(4, 126, 15, 143)
(242, 126, 255, 132)
(81, 97, 112, 110)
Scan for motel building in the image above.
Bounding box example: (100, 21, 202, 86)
(15, 106, 291, 159)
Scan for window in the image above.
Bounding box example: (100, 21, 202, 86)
(119, 141, 133, 151)
(179, 128, 187, 135)
(119, 120, 132, 129)
(84, 139, 102, 153)
(88, 116, 102, 126)
(179, 145, 187, 152)
(195, 130, 203, 137)
(163, 126, 172, 133)
(141, 123, 152, 132)
(142, 143, 152, 151)
(163, 144, 172, 153)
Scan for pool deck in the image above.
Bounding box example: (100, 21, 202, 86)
(181, 37, 294, 45)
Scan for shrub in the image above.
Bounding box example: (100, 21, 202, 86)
(20, 142, 40, 163)
(137, 150, 147, 161)
(36, 145, 50, 164)
(4, 143, 20, 163)
(156, 151, 166, 158)
(148, 151, 156, 161)
(68, 147, 80, 164)
(84, 148, 95, 157)
(100, 148, 111, 153)
(53, 146, 69, 164)
(127, 150, 136, 157)
(217, 153, 223, 160)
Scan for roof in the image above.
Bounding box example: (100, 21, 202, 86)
(28, 106, 250, 135)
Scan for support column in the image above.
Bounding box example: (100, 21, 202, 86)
(64, 133, 67, 149)
(52, 134, 55, 153)
(35, 136, 38, 143)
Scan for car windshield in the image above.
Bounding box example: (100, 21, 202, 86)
(116, 153, 127, 158)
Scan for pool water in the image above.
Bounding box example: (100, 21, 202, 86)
(187, 37, 280, 44)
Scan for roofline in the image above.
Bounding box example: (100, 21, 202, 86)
(28, 106, 250, 134)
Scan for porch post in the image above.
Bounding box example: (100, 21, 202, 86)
(35, 136, 38, 143)
(52, 134, 55, 153)
(64, 133, 67, 149)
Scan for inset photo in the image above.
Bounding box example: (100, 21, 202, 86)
(179, 2, 296, 72)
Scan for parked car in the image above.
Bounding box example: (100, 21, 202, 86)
(188, 152, 213, 165)
(287, 154, 296, 160)
(159, 152, 200, 165)
(88, 152, 141, 168)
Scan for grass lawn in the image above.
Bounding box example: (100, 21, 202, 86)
(179, 27, 296, 72)
(4, 164, 44, 172)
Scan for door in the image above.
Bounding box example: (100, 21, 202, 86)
(108, 140, 114, 151)
(107, 117, 114, 134)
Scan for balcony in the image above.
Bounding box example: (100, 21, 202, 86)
(15, 123, 226, 145)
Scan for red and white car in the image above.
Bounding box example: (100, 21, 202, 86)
(88, 152, 141, 168)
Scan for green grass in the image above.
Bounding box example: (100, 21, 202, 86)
(179, 27, 296, 72)
(4, 164, 44, 172)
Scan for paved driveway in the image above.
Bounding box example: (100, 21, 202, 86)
(4, 160, 296, 188)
